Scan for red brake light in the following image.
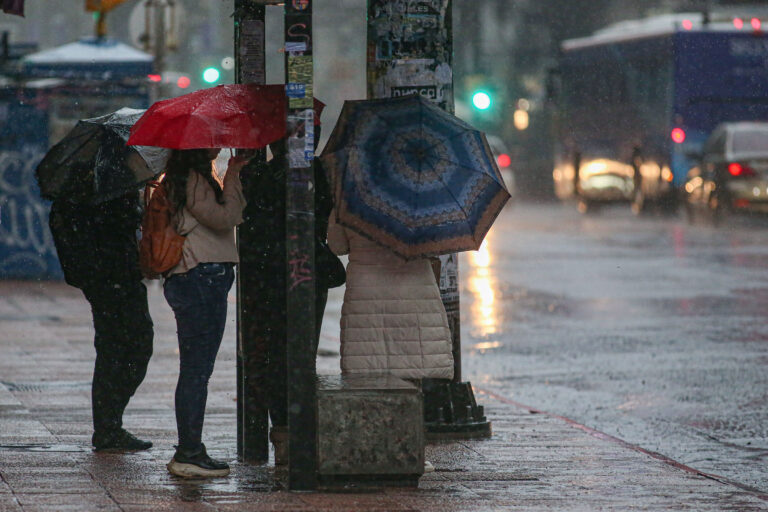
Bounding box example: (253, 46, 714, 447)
(497, 153, 511, 168)
(147, 74, 162, 82)
(734, 18, 744, 29)
(734, 199, 751, 209)
(752, 18, 762, 31)
(728, 162, 755, 177)
(682, 19, 693, 30)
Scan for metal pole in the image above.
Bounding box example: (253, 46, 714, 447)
(284, 0, 317, 490)
(234, 0, 269, 464)
(153, 0, 165, 79)
(366, 0, 490, 440)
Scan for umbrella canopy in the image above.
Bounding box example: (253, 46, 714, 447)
(127, 84, 288, 149)
(127, 84, 326, 149)
(321, 94, 510, 260)
(36, 107, 170, 203)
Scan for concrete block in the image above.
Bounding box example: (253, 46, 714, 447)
(317, 374, 424, 486)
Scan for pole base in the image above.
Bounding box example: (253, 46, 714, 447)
(423, 380, 492, 441)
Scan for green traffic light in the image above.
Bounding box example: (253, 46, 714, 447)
(472, 91, 492, 110)
(202, 67, 221, 84)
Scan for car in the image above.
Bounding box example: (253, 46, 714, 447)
(552, 149, 636, 213)
(683, 122, 768, 224)
(486, 134, 515, 197)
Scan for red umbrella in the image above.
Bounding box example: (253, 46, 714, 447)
(127, 84, 325, 150)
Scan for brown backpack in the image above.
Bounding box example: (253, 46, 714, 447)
(139, 178, 185, 279)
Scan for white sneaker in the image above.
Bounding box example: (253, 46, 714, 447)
(424, 460, 435, 473)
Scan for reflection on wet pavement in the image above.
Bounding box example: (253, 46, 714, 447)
(460, 202, 768, 492)
(467, 239, 501, 339)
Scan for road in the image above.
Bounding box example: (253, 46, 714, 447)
(458, 200, 768, 492)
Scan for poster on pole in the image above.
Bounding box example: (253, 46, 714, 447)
(239, 19, 266, 84)
(368, 0, 457, 305)
(367, 0, 453, 113)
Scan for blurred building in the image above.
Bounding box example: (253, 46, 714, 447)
(2, 0, 763, 197)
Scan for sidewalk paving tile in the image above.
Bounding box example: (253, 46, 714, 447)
(0, 282, 766, 511)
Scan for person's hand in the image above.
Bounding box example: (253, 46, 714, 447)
(227, 155, 251, 174)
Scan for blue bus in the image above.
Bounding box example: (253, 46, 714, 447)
(551, 13, 768, 213)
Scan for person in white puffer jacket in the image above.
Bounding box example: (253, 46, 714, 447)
(327, 211, 454, 380)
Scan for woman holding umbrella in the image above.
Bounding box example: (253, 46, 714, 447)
(126, 83, 284, 477)
(161, 148, 249, 478)
(322, 95, 509, 384)
(323, 96, 510, 473)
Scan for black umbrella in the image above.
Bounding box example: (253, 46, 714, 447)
(35, 107, 170, 203)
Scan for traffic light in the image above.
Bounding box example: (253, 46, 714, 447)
(471, 90, 492, 111)
(202, 67, 221, 84)
(464, 75, 499, 114)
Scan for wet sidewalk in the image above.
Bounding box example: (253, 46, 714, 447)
(0, 280, 765, 511)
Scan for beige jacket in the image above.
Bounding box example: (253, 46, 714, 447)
(328, 213, 454, 380)
(167, 169, 246, 276)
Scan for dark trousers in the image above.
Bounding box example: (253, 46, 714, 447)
(164, 263, 235, 451)
(267, 287, 327, 428)
(82, 280, 154, 436)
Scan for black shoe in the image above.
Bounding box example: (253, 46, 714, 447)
(93, 429, 152, 452)
(167, 444, 230, 478)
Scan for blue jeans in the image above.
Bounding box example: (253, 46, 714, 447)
(164, 262, 235, 451)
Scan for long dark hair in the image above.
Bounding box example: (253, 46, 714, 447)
(164, 149, 224, 213)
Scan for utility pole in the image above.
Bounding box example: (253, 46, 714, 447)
(234, 0, 269, 464)
(367, 0, 490, 440)
(284, 0, 317, 490)
(85, 0, 130, 38)
(153, 0, 165, 78)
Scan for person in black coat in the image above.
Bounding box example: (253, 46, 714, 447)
(48, 191, 154, 451)
(239, 131, 337, 465)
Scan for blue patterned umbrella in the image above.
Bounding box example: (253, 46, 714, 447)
(320, 94, 510, 260)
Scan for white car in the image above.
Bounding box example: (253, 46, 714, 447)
(684, 122, 768, 223)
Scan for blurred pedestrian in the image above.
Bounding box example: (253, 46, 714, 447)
(49, 191, 154, 452)
(161, 148, 248, 478)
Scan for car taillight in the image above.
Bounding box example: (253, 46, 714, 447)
(734, 199, 751, 209)
(728, 162, 755, 177)
(496, 153, 511, 168)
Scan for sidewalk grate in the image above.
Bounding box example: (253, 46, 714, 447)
(1, 381, 91, 392)
(0, 443, 86, 452)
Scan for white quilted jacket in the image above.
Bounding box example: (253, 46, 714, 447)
(327, 214, 454, 380)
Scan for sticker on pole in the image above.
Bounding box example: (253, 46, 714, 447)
(286, 83, 306, 99)
(285, 42, 307, 55)
(287, 56, 313, 109)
